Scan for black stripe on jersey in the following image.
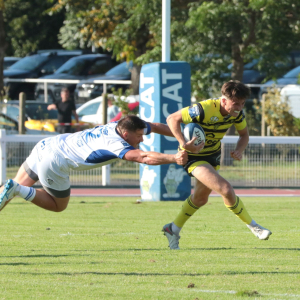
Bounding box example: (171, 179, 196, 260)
(237, 111, 244, 118)
(235, 111, 245, 124)
(202, 127, 229, 133)
(203, 141, 220, 149)
(197, 145, 221, 155)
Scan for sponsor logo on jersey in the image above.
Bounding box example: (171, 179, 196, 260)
(46, 178, 54, 185)
(77, 139, 84, 147)
(121, 141, 130, 147)
(188, 106, 200, 119)
(208, 116, 220, 129)
(210, 116, 219, 123)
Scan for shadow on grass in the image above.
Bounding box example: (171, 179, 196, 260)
(70, 247, 300, 251)
(0, 262, 31, 266)
(69, 247, 233, 252)
(0, 254, 71, 258)
(258, 248, 300, 251)
(22, 270, 300, 276)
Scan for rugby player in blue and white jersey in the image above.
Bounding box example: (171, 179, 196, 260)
(162, 81, 272, 250)
(0, 115, 188, 213)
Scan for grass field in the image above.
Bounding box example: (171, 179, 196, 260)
(0, 196, 299, 300)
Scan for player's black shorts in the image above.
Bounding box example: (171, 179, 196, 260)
(183, 150, 221, 177)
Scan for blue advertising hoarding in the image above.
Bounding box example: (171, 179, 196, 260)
(139, 62, 191, 201)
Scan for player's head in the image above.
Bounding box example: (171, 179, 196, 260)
(117, 115, 146, 147)
(220, 80, 250, 117)
(221, 80, 250, 100)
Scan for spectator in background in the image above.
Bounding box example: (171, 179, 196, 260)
(107, 98, 119, 122)
(47, 87, 79, 133)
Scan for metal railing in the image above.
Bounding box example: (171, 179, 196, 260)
(1, 131, 300, 188)
(3, 78, 132, 103)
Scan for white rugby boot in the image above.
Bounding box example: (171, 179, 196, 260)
(0, 179, 19, 210)
(248, 223, 272, 240)
(162, 223, 180, 250)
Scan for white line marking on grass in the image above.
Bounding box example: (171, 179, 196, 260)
(263, 293, 300, 298)
(59, 232, 73, 236)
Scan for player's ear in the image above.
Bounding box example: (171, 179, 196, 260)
(122, 131, 129, 140)
(221, 97, 227, 105)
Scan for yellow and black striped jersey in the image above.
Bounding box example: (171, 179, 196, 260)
(181, 98, 247, 156)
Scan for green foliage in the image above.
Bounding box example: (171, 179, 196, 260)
(53, 0, 193, 65)
(0, 196, 300, 299)
(263, 88, 300, 136)
(111, 88, 131, 115)
(294, 117, 300, 130)
(244, 106, 261, 136)
(4, 0, 65, 56)
(175, 0, 300, 99)
(112, 88, 139, 116)
(2, 0, 300, 100)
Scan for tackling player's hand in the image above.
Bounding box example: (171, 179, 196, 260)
(230, 150, 242, 161)
(174, 150, 188, 165)
(182, 138, 205, 154)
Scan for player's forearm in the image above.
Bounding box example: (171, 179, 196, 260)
(166, 115, 185, 146)
(235, 135, 249, 153)
(149, 123, 174, 137)
(141, 152, 176, 165)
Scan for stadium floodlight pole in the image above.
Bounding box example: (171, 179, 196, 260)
(162, 0, 171, 62)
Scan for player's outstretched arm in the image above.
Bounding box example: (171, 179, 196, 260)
(123, 149, 188, 166)
(230, 126, 249, 161)
(148, 122, 174, 137)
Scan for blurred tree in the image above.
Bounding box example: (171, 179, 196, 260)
(3, 0, 65, 57)
(176, 0, 300, 100)
(52, 0, 193, 94)
(263, 89, 300, 136)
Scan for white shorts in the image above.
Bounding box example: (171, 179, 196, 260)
(25, 138, 71, 198)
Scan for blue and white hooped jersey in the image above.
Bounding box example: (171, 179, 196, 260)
(50, 122, 138, 171)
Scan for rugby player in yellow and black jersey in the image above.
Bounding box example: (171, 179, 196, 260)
(162, 80, 272, 249)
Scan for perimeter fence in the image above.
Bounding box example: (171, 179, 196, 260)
(0, 130, 299, 188)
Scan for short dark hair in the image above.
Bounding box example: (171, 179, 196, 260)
(117, 115, 146, 132)
(221, 80, 250, 100)
(61, 87, 70, 93)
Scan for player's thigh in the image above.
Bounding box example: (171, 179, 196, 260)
(37, 150, 71, 197)
(193, 164, 233, 196)
(51, 194, 70, 212)
(34, 189, 70, 212)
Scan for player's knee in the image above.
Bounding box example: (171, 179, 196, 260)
(192, 196, 209, 207)
(54, 206, 67, 213)
(220, 182, 234, 199)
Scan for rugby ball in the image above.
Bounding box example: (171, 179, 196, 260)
(183, 123, 205, 146)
